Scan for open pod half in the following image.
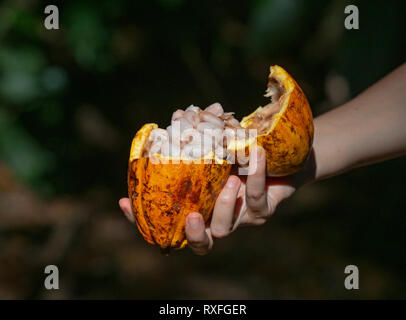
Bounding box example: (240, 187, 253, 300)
(228, 65, 314, 176)
(128, 124, 232, 249)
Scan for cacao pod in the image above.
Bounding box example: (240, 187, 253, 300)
(127, 65, 313, 250)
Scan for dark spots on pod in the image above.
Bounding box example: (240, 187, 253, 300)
(189, 189, 200, 204)
(269, 133, 282, 145)
(292, 145, 298, 156)
(207, 181, 213, 195)
(290, 124, 297, 135)
(172, 202, 181, 213)
(164, 190, 174, 198)
(178, 179, 192, 199)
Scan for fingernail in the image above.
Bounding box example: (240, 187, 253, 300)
(187, 215, 200, 230)
(226, 177, 237, 188)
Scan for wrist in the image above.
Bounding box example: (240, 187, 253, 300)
(285, 147, 317, 190)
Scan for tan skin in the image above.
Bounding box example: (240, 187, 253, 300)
(119, 62, 406, 255)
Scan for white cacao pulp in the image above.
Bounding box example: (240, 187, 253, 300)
(145, 103, 245, 160)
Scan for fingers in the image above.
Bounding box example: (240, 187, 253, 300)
(119, 198, 135, 223)
(186, 176, 240, 255)
(185, 212, 213, 255)
(210, 175, 241, 238)
(121, 199, 213, 255)
(246, 147, 269, 219)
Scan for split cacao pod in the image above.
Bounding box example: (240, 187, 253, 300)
(127, 65, 313, 250)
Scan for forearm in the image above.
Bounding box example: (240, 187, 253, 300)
(312, 62, 406, 181)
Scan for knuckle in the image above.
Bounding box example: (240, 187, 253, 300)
(188, 238, 206, 249)
(247, 190, 264, 202)
(217, 194, 234, 206)
(262, 207, 273, 219)
(211, 226, 230, 239)
(251, 207, 272, 221)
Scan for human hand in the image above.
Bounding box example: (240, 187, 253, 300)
(183, 147, 311, 255)
(119, 147, 315, 255)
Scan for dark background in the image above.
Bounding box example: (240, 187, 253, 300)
(0, 0, 405, 299)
